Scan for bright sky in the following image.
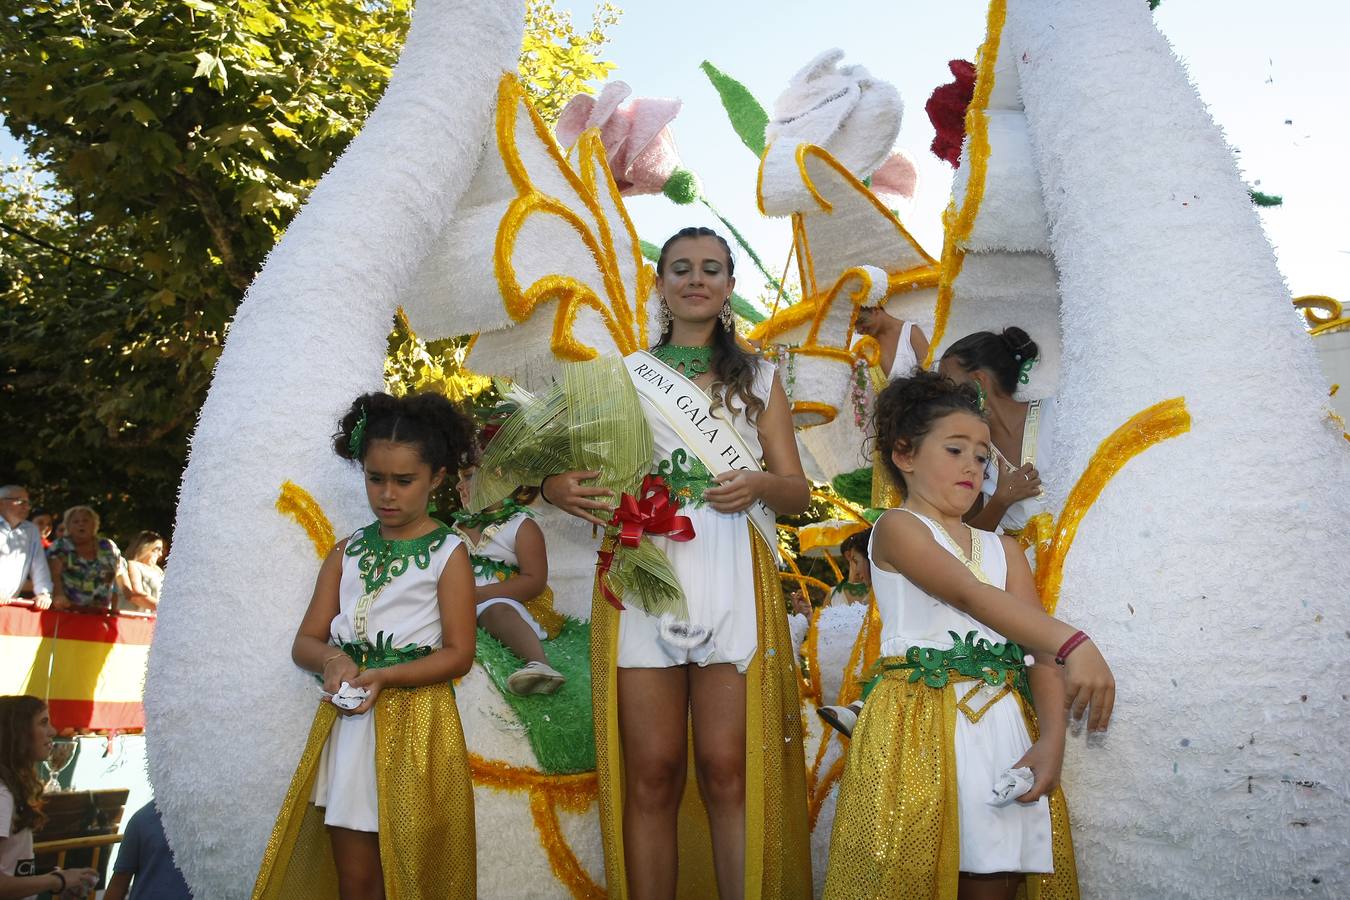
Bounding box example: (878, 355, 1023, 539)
(563, 0, 1350, 307)
(4, 1, 1346, 307)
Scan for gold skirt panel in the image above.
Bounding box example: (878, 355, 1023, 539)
(251, 682, 476, 899)
(823, 670, 1077, 900)
(591, 524, 812, 899)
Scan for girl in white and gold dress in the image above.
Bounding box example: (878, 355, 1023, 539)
(452, 471, 565, 695)
(253, 391, 479, 899)
(543, 227, 813, 900)
(825, 371, 1116, 900)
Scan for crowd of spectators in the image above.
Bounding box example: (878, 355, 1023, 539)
(0, 485, 166, 616)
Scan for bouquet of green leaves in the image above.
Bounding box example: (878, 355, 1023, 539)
(469, 357, 690, 619)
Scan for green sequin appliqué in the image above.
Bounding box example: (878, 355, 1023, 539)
(452, 499, 527, 532)
(651, 344, 713, 378)
(345, 521, 452, 593)
(653, 448, 718, 509)
(334, 631, 434, 670)
(863, 629, 1030, 704)
(471, 555, 519, 582)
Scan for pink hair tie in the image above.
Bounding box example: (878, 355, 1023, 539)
(1055, 630, 1090, 666)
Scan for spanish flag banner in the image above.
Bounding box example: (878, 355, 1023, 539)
(0, 606, 153, 731)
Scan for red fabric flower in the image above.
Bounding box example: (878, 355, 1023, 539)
(925, 59, 977, 168)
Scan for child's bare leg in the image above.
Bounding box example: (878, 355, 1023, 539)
(958, 872, 1019, 900)
(329, 826, 384, 900)
(478, 603, 549, 664)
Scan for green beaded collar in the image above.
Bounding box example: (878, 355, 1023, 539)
(345, 520, 452, 593)
(451, 499, 526, 533)
(651, 343, 712, 378)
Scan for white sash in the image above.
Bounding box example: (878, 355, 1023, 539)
(624, 351, 779, 556)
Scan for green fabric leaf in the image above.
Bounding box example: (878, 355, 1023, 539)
(1249, 189, 1283, 207)
(700, 60, 769, 157)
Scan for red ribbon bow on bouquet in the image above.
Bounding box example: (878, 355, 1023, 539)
(596, 475, 696, 610)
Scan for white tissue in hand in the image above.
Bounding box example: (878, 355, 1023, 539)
(988, 766, 1035, 805)
(329, 681, 370, 710)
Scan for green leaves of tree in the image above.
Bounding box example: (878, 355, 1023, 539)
(0, 1, 619, 537)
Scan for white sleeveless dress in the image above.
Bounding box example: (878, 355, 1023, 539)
(981, 398, 1056, 539)
(309, 527, 462, 832)
(456, 510, 547, 639)
(887, 320, 921, 379)
(871, 509, 1053, 874)
(617, 357, 778, 673)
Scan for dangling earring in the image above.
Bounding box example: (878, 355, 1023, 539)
(658, 296, 673, 331)
(719, 298, 735, 331)
(975, 381, 987, 411)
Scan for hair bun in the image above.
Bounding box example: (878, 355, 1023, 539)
(999, 326, 1038, 360)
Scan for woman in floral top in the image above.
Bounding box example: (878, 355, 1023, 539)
(48, 506, 137, 611)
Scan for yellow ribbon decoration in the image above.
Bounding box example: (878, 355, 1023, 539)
(276, 480, 336, 559)
(1036, 398, 1191, 614)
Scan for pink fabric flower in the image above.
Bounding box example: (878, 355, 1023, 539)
(555, 81, 684, 196)
(870, 150, 918, 205)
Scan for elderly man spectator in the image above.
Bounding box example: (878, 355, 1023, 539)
(0, 486, 53, 609)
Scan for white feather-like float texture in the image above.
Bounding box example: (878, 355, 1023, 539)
(951, 111, 1051, 254)
(143, 2, 526, 896)
(761, 50, 903, 217)
(405, 93, 653, 391)
(937, 252, 1062, 402)
(1007, 1, 1350, 896)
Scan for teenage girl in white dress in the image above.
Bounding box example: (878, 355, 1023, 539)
(939, 327, 1051, 544)
(543, 227, 813, 900)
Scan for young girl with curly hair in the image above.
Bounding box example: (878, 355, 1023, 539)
(824, 371, 1114, 900)
(253, 391, 479, 899)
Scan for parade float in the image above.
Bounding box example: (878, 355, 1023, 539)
(138, 0, 1350, 897)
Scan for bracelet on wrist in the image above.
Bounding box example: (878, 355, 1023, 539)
(1054, 630, 1090, 666)
(539, 473, 558, 507)
(50, 870, 67, 893)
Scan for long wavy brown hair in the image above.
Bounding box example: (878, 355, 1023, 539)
(654, 227, 767, 424)
(0, 695, 49, 832)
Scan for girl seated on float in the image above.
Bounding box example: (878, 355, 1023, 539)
(452, 468, 564, 695)
(252, 391, 478, 900)
(823, 371, 1114, 900)
(815, 528, 872, 734)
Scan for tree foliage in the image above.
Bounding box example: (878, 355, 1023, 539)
(0, 0, 620, 539)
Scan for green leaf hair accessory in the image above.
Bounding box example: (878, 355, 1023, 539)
(1014, 353, 1038, 385)
(348, 406, 368, 457)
